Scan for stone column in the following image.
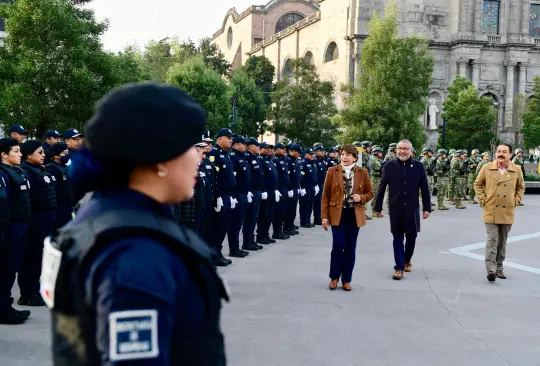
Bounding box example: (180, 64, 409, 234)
(474, 0, 483, 34)
(508, 0, 519, 41)
(519, 62, 528, 95)
(457, 59, 468, 77)
(354, 39, 362, 88)
(504, 61, 517, 128)
(472, 59, 481, 88)
(521, 0, 530, 36)
(459, 0, 469, 33)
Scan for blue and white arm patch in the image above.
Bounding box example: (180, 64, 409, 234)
(109, 309, 159, 361)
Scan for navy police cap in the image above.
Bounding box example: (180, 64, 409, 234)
(304, 148, 314, 154)
(85, 83, 206, 165)
(216, 128, 234, 138)
(245, 138, 259, 146)
(232, 135, 246, 144)
(274, 143, 286, 150)
(289, 144, 302, 152)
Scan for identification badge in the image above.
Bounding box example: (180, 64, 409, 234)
(44, 176, 51, 183)
(206, 165, 211, 169)
(109, 309, 159, 361)
(21, 185, 28, 190)
(252, 161, 257, 165)
(223, 165, 226, 169)
(243, 167, 246, 170)
(215, 167, 220, 172)
(209, 156, 215, 162)
(220, 155, 225, 158)
(40, 237, 63, 309)
(199, 172, 206, 177)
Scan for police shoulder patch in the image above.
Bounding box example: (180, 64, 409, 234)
(109, 309, 159, 362)
(209, 155, 215, 162)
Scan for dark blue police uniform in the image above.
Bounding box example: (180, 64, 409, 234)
(46, 161, 73, 231)
(256, 153, 277, 241)
(242, 148, 264, 250)
(18, 161, 57, 303)
(299, 156, 318, 227)
(284, 152, 300, 233)
(272, 153, 290, 237)
(196, 157, 213, 238)
(326, 157, 339, 167)
(207, 145, 236, 258)
(0, 164, 31, 311)
(313, 154, 327, 225)
(227, 147, 251, 255)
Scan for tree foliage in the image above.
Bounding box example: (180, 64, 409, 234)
(166, 56, 229, 134)
(242, 55, 275, 105)
(0, 0, 144, 137)
(522, 76, 540, 148)
(228, 70, 267, 137)
(336, 0, 433, 148)
(441, 76, 496, 151)
(269, 58, 337, 147)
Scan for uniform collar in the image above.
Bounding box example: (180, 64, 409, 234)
(94, 189, 174, 218)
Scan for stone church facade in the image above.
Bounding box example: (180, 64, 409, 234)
(212, 0, 540, 147)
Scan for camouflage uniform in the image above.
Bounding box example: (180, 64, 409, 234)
(512, 149, 525, 206)
(420, 153, 435, 195)
(434, 154, 450, 210)
(467, 151, 480, 203)
(449, 153, 466, 208)
(370, 152, 383, 215)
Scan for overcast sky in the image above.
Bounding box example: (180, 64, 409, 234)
(88, 0, 257, 51)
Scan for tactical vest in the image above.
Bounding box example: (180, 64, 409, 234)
(21, 163, 57, 212)
(0, 176, 9, 223)
(46, 162, 73, 207)
(46, 208, 228, 366)
(0, 164, 31, 222)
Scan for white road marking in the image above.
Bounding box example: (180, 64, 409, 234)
(448, 231, 540, 275)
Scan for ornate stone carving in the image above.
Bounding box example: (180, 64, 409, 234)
(504, 60, 518, 68)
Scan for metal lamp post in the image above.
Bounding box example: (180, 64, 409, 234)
(229, 96, 238, 134)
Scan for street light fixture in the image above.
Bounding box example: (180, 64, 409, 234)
(229, 96, 238, 133)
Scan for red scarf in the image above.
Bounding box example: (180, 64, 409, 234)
(497, 161, 509, 171)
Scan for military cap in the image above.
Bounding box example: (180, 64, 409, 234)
(194, 142, 208, 147)
(389, 143, 397, 148)
(304, 148, 314, 154)
(21, 140, 42, 157)
(313, 142, 323, 148)
(371, 145, 380, 150)
(352, 141, 361, 147)
(471, 149, 480, 155)
(422, 148, 429, 154)
(515, 148, 523, 154)
(9, 125, 26, 135)
(274, 143, 286, 150)
(289, 144, 302, 152)
(314, 145, 326, 151)
(481, 152, 490, 157)
(462, 149, 468, 154)
(449, 149, 456, 154)
(45, 130, 62, 138)
(244, 138, 259, 146)
(84, 83, 206, 165)
(335, 144, 342, 150)
(327, 147, 336, 153)
(437, 148, 447, 154)
(64, 128, 83, 139)
(361, 141, 372, 148)
(232, 135, 246, 144)
(372, 147, 383, 154)
(47, 142, 68, 157)
(261, 142, 274, 149)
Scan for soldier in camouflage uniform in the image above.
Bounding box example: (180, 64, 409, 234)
(512, 148, 525, 206)
(467, 149, 480, 203)
(370, 146, 384, 216)
(476, 152, 490, 207)
(434, 149, 450, 210)
(461, 149, 469, 200)
(449, 150, 466, 209)
(383, 143, 397, 211)
(361, 141, 372, 172)
(445, 149, 456, 201)
(420, 148, 435, 196)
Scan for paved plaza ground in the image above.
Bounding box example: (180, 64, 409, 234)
(1, 195, 539, 366)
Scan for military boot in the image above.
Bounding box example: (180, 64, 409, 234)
(455, 199, 466, 209)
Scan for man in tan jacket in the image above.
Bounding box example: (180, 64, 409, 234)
(474, 143, 525, 282)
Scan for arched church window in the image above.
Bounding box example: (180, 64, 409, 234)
(482, 0, 500, 34)
(304, 51, 314, 65)
(530, 3, 540, 38)
(227, 27, 233, 48)
(275, 12, 304, 33)
(324, 42, 339, 63)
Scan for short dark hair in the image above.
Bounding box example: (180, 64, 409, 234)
(497, 143, 512, 152)
(0, 138, 19, 155)
(340, 144, 358, 158)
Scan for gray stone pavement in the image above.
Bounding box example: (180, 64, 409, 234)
(1, 195, 539, 366)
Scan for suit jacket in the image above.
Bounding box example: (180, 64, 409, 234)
(474, 160, 525, 224)
(321, 165, 374, 228)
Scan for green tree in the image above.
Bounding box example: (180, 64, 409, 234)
(336, 0, 433, 148)
(242, 55, 275, 104)
(522, 76, 540, 148)
(441, 78, 496, 151)
(140, 38, 175, 83)
(166, 56, 229, 134)
(0, 0, 142, 137)
(228, 70, 267, 137)
(269, 58, 337, 147)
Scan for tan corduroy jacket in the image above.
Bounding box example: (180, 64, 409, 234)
(321, 165, 374, 227)
(474, 160, 525, 224)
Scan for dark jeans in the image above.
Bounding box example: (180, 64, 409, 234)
(392, 233, 417, 271)
(329, 208, 360, 283)
(18, 211, 55, 297)
(227, 193, 247, 252)
(0, 222, 29, 308)
(299, 185, 314, 226)
(210, 194, 231, 257)
(243, 190, 261, 247)
(313, 183, 323, 223)
(284, 190, 299, 231)
(257, 189, 275, 238)
(272, 187, 288, 233)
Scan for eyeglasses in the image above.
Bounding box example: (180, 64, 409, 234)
(396, 147, 411, 151)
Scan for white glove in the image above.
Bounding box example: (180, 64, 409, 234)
(300, 188, 307, 196)
(215, 197, 223, 212)
(288, 190, 294, 198)
(275, 190, 281, 202)
(315, 186, 320, 195)
(230, 197, 237, 209)
(262, 192, 268, 200)
(247, 191, 253, 203)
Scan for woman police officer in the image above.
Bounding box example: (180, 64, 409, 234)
(41, 83, 229, 365)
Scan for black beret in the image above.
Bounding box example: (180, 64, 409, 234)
(0, 138, 19, 154)
(47, 142, 68, 157)
(85, 83, 207, 165)
(21, 140, 42, 157)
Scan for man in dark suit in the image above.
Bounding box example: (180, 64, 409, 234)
(374, 139, 431, 280)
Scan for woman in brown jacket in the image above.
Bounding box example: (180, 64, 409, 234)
(321, 144, 374, 291)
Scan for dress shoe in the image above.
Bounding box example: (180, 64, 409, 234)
(404, 262, 412, 273)
(272, 232, 289, 240)
(265, 236, 277, 243)
(496, 270, 506, 279)
(392, 270, 404, 280)
(284, 230, 299, 236)
(329, 279, 338, 290)
(0, 307, 30, 325)
(313, 220, 322, 225)
(487, 272, 496, 282)
(256, 237, 271, 244)
(342, 283, 352, 291)
(300, 224, 311, 228)
(229, 250, 248, 258)
(242, 245, 262, 251)
(17, 293, 45, 307)
(214, 258, 230, 267)
(309, 223, 316, 228)
(294, 225, 299, 230)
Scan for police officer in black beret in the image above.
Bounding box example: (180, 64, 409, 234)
(207, 128, 236, 267)
(41, 83, 229, 365)
(18, 140, 57, 307)
(299, 148, 318, 228)
(242, 138, 264, 251)
(284, 144, 302, 235)
(45, 142, 73, 232)
(272, 143, 290, 240)
(0, 138, 31, 324)
(227, 135, 250, 258)
(326, 147, 339, 167)
(256, 142, 278, 244)
(199, 138, 216, 245)
(313, 145, 327, 225)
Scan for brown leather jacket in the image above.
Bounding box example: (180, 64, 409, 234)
(321, 165, 374, 227)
